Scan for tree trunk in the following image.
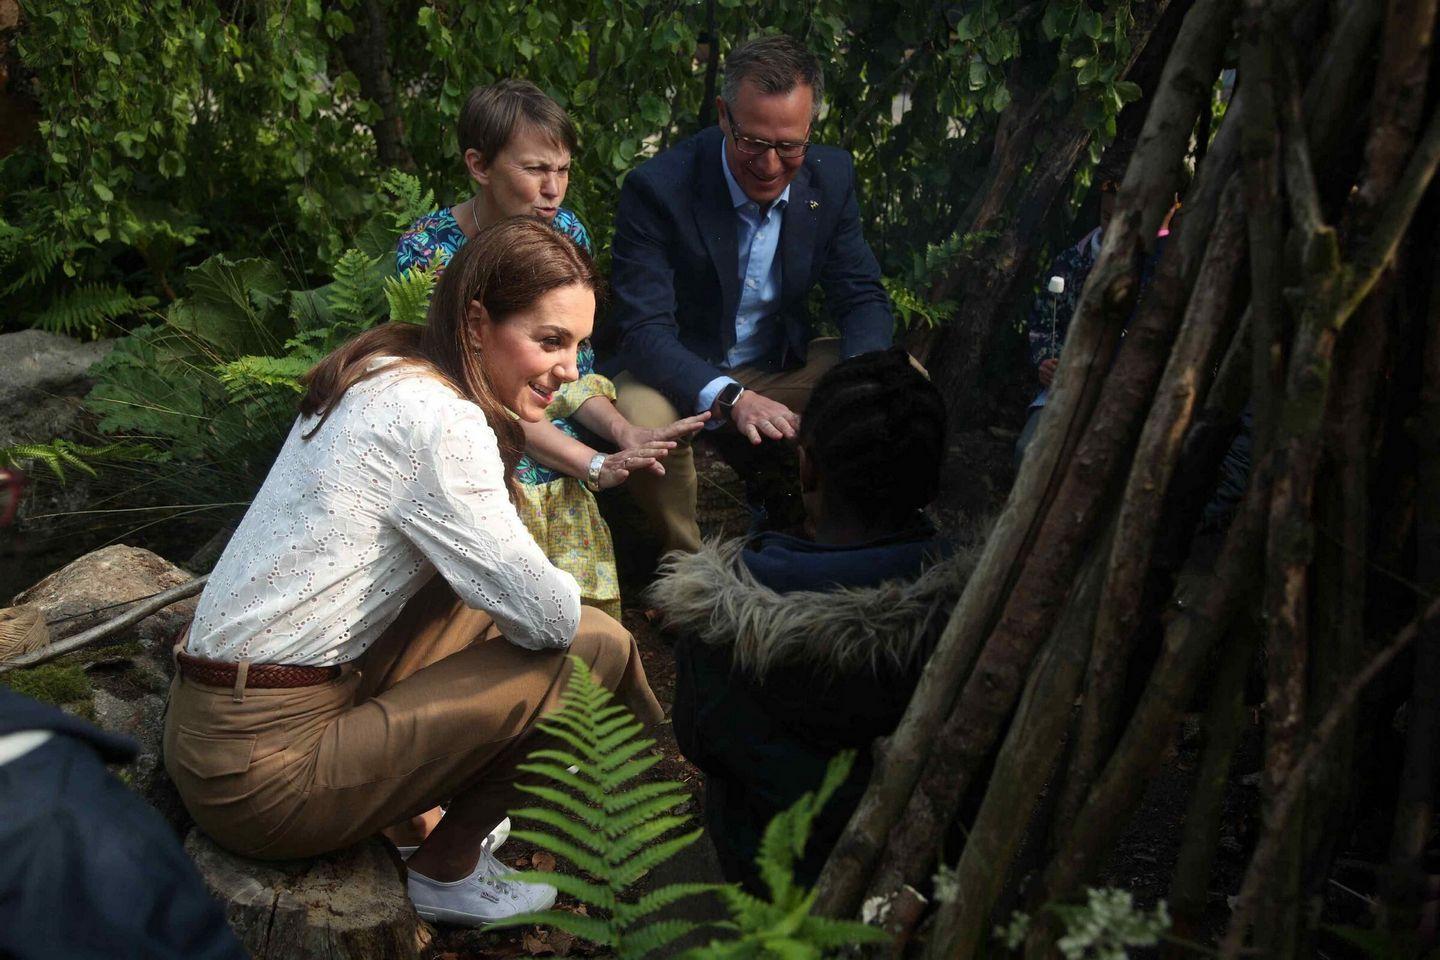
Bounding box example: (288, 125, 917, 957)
(334, 0, 415, 172)
(923, 1, 1177, 423)
(185, 831, 428, 960)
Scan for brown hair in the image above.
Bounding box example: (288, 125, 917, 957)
(299, 218, 601, 500)
(721, 35, 825, 120)
(458, 79, 578, 161)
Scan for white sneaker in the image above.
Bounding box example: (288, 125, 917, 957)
(397, 816, 510, 861)
(406, 839, 556, 926)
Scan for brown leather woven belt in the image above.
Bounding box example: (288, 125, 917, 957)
(175, 649, 341, 689)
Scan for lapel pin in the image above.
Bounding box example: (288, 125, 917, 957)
(808, 200, 819, 210)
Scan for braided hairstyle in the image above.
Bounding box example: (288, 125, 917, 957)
(799, 348, 947, 527)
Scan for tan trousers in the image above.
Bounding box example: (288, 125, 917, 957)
(163, 576, 662, 860)
(614, 338, 841, 554)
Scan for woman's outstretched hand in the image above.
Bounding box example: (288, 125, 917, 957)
(600, 413, 709, 489)
(615, 412, 709, 452)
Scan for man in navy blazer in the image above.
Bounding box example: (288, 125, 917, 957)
(610, 35, 894, 553)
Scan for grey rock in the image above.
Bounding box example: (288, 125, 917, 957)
(14, 544, 198, 827)
(0, 328, 114, 447)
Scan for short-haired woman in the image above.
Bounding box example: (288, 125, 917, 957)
(165, 219, 662, 926)
(398, 79, 702, 619)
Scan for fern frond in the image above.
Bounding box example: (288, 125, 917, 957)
(507, 806, 610, 855)
(600, 792, 691, 840)
(598, 753, 663, 791)
(0, 439, 159, 483)
(2, 236, 68, 296)
(216, 355, 311, 402)
(609, 815, 697, 865)
(491, 908, 617, 945)
(384, 266, 436, 325)
(606, 779, 694, 814)
(507, 871, 617, 911)
(618, 918, 705, 958)
(507, 828, 614, 879)
(326, 248, 386, 324)
(26, 283, 157, 338)
(380, 169, 437, 226)
(509, 657, 704, 956)
(613, 827, 705, 886)
(511, 788, 608, 829)
(613, 884, 719, 926)
(515, 760, 608, 803)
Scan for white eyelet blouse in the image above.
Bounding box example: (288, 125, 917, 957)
(185, 359, 582, 665)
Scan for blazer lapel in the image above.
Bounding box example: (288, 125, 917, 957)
(694, 141, 740, 345)
(780, 163, 818, 307)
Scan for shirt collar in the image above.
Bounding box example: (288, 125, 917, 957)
(720, 137, 790, 212)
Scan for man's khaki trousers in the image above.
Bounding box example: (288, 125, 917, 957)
(164, 576, 662, 860)
(614, 339, 840, 554)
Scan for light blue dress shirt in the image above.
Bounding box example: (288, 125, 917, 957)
(695, 141, 791, 416)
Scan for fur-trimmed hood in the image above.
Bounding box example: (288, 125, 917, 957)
(647, 536, 978, 682)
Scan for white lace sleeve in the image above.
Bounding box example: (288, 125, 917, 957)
(385, 391, 581, 650)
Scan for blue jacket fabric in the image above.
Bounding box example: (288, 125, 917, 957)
(0, 688, 245, 960)
(609, 126, 894, 409)
(650, 522, 965, 891)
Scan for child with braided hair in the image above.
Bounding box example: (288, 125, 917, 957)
(651, 348, 977, 890)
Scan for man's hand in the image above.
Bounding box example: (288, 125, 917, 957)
(728, 390, 799, 445)
(1038, 357, 1060, 388)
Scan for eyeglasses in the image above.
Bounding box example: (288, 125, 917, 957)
(723, 103, 810, 160)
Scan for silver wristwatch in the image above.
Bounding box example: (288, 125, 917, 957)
(583, 452, 606, 492)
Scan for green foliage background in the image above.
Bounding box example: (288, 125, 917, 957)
(4, 0, 1141, 333)
(1, 0, 1143, 521)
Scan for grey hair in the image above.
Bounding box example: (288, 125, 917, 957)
(720, 35, 824, 120)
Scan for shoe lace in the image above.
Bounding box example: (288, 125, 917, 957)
(478, 839, 523, 900)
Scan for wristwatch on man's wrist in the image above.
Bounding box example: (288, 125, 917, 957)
(583, 452, 606, 492)
(713, 382, 745, 424)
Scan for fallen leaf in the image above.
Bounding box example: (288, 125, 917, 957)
(524, 931, 555, 956)
(532, 851, 557, 873)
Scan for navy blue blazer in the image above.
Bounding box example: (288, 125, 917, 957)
(610, 126, 894, 410)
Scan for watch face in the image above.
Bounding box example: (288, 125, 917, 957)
(718, 384, 743, 408)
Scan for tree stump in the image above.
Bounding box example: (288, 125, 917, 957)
(184, 830, 430, 960)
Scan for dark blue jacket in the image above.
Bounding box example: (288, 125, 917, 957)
(0, 688, 245, 960)
(610, 126, 894, 409)
(651, 524, 965, 891)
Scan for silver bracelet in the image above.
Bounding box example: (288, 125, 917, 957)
(583, 452, 606, 492)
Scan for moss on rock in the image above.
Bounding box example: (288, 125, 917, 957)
(1, 662, 94, 708)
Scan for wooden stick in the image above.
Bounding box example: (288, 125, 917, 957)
(0, 575, 207, 673)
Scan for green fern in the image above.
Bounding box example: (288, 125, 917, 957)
(496, 657, 716, 958)
(327, 248, 387, 324)
(682, 752, 890, 959)
(1, 234, 69, 297)
(385, 265, 436, 325)
(882, 277, 957, 331)
(24, 283, 158, 338)
(381, 169, 437, 228)
(216, 355, 313, 401)
(0, 439, 160, 483)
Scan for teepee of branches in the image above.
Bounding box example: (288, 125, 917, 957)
(815, 0, 1440, 955)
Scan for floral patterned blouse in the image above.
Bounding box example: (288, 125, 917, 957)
(396, 206, 603, 486)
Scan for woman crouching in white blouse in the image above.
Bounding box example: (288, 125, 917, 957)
(163, 217, 665, 927)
